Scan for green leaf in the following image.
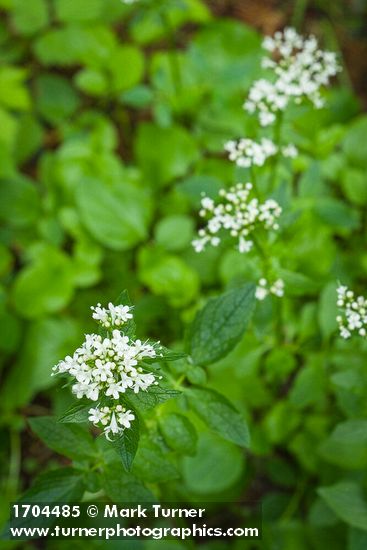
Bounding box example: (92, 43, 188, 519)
(19, 467, 85, 503)
(158, 346, 187, 362)
(76, 178, 152, 250)
(102, 462, 156, 503)
(186, 387, 250, 448)
(314, 198, 360, 232)
(278, 269, 319, 296)
(133, 436, 179, 483)
(138, 249, 199, 307)
(6, 468, 85, 534)
(182, 432, 243, 494)
(340, 167, 367, 206)
(11, 0, 49, 35)
(289, 362, 326, 409)
(189, 19, 261, 93)
(58, 400, 92, 423)
(74, 68, 108, 96)
(0, 66, 30, 110)
(12, 246, 75, 318)
(318, 482, 367, 531)
(33, 25, 115, 67)
(155, 215, 194, 251)
(0, 308, 21, 353)
(108, 45, 145, 92)
(0, 174, 41, 228)
(348, 528, 367, 550)
(111, 415, 140, 471)
(135, 123, 199, 186)
(35, 73, 81, 124)
(178, 175, 223, 207)
(188, 283, 256, 366)
(186, 365, 207, 385)
(120, 85, 154, 108)
(342, 116, 367, 169)
(54, 0, 103, 22)
(125, 386, 181, 411)
(130, 0, 210, 45)
(318, 281, 338, 339)
(159, 413, 197, 456)
(318, 420, 367, 470)
(1, 316, 82, 411)
(14, 114, 44, 165)
(29, 416, 96, 460)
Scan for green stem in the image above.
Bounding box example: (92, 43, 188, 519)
(271, 111, 284, 190)
(280, 477, 307, 522)
(252, 234, 284, 342)
(250, 166, 260, 199)
(174, 374, 186, 390)
(252, 234, 270, 274)
(291, 0, 309, 30)
(7, 429, 21, 499)
(321, 19, 353, 89)
(159, 9, 182, 95)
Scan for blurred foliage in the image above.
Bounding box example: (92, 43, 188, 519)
(1, 0, 367, 549)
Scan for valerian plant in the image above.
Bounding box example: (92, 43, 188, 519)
(4, 1, 367, 545)
(22, 23, 340, 496)
(193, 26, 341, 304)
(22, 286, 254, 510)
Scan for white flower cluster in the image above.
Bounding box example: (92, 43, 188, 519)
(224, 138, 277, 167)
(192, 183, 281, 254)
(255, 277, 285, 301)
(53, 303, 159, 439)
(224, 138, 298, 167)
(336, 285, 367, 339)
(91, 302, 133, 328)
(244, 27, 340, 126)
(89, 405, 135, 441)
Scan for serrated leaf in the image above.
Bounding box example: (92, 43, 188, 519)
(124, 386, 181, 411)
(58, 400, 91, 423)
(6, 468, 85, 534)
(20, 468, 85, 503)
(187, 387, 250, 448)
(159, 413, 197, 456)
(102, 461, 156, 503)
(111, 415, 140, 471)
(188, 283, 256, 366)
(133, 436, 179, 483)
(29, 416, 96, 460)
(157, 346, 187, 362)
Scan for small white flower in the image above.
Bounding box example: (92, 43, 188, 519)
(282, 144, 298, 158)
(91, 302, 133, 329)
(89, 405, 136, 440)
(192, 183, 282, 254)
(255, 285, 269, 301)
(132, 373, 156, 393)
(255, 277, 285, 301)
(336, 285, 367, 339)
(224, 137, 278, 167)
(245, 27, 340, 126)
(88, 408, 104, 424)
(53, 302, 158, 437)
